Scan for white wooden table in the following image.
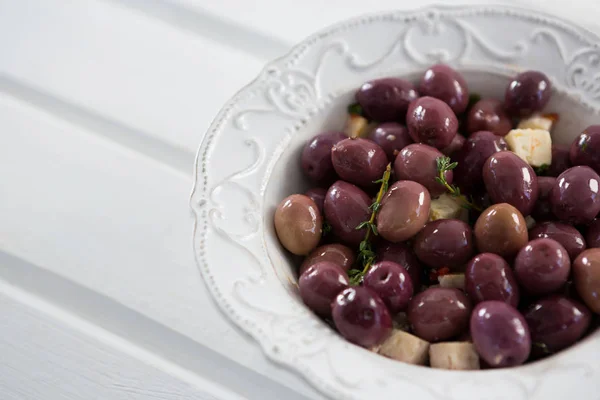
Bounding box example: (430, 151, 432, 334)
(0, 1, 598, 399)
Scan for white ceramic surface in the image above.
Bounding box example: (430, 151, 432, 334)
(192, 5, 600, 400)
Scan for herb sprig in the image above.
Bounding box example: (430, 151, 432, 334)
(533, 163, 549, 176)
(435, 156, 482, 212)
(347, 163, 392, 285)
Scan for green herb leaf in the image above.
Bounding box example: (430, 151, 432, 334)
(355, 221, 371, 230)
(347, 103, 364, 116)
(370, 224, 378, 236)
(533, 163, 550, 176)
(467, 93, 482, 109)
(322, 221, 332, 235)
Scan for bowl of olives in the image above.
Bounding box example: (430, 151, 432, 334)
(192, 5, 600, 400)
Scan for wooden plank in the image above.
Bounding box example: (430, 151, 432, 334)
(0, 0, 264, 154)
(0, 284, 242, 400)
(0, 93, 321, 399)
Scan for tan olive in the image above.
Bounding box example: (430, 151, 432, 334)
(573, 249, 600, 313)
(474, 203, 528, 259)
(377, 181, 431, 242)
(274, 194, 322, 255)
(300, 244, 355, 275)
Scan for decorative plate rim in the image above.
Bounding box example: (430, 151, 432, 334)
(191, 5, 600, 400)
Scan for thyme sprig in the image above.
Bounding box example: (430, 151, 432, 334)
(347, 163, 392, 285)
(435, 156, 482, 212)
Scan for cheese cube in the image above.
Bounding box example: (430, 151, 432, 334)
(430, 193, 469, 222)
(378, 330, 430, 365)
(517, 114, 555, 131)
(344, 114, 369, 138)
(504, 128, 552, 167)
(429, 342, 480, 370)
(438, 273, 466, 290)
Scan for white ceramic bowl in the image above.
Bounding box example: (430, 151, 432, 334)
(191, 5, 600, 400)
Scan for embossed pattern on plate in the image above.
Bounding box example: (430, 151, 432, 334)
(191, 6, 600, 400)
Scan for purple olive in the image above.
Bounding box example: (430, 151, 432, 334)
(394, 143, 451, 197)
(570, 125, 600, 173)
(301, 131, 347, 183)
(573, 248, 600, 313)
(465, 253, 520, 307)
(324, 181, 371, 246)
(413, 219, 474, 270)
(453, 131, 509, 193)
(548, 144, 572, 177)
(419, 64, 469, 114)
(514, 238, 571, 296)
(356, 78, 419, 122)
(529, 221, 587, 260)
(483, 151, 539, 216)
(441, 133, 466, 157)
(406, 96, 458, 149)
(466, 99, 512, 136)
(586, 219, 600, 249)
(376, 242, 423, 289)
(363, 261, 414, 314)
(332, 286, 393, 348)
(368, 123, 413, 161)
(331, 138, 388, 188)
(524, 295, 591, 353)
(531, 177, 556, 222)
(471, 301, 531, 368)
(304, 187, 326, 214)
(550, 166, 600, 224)
(407, 287, 472, 342)
(504, 71, 552, 117)
(299, 262, 349, 317)
(300, 244, 355, 275)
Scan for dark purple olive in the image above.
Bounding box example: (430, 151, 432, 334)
(466, 99, 512, 136)
(524, 295, 591, 353)
(550, 166, 600, 224)
(300, 244, 355, 275)
(419, 64, 469, 114)
(471, 301, 531, 367)
(441, 132, 466, 157)
(376, 242, 423, 289)
(573, 248, 600, 313)
(304, 187, 326, 214)
(377, 181, 431, 243)
(324, 181, 371, 246)
(301, 131, 347, 183)
(332, 286, 393, 348)
(504, 71, 552, 117)
(363, 261, 414, 314)
(407, 287, 472, 342)
(586, 219, 600, 249)
(570, 125, 600, 174)
(406, 96, 458, 149)
(531, 177, 556, 222)
(514, 238, 571, 295)
(368, 123, 413, 161)
(299, 262, 349, 317)
(331, 138, 388, 188)
(529, 221, 587, 260)
(465, 253, 520, 307)
(394, 143, 451, 197)
(413, 219, 474, 270)
(483, 151, 539, 216)
(356, 78, 419, 122)
(548, 144, 572, 177)
(453, 131, 509, 193)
